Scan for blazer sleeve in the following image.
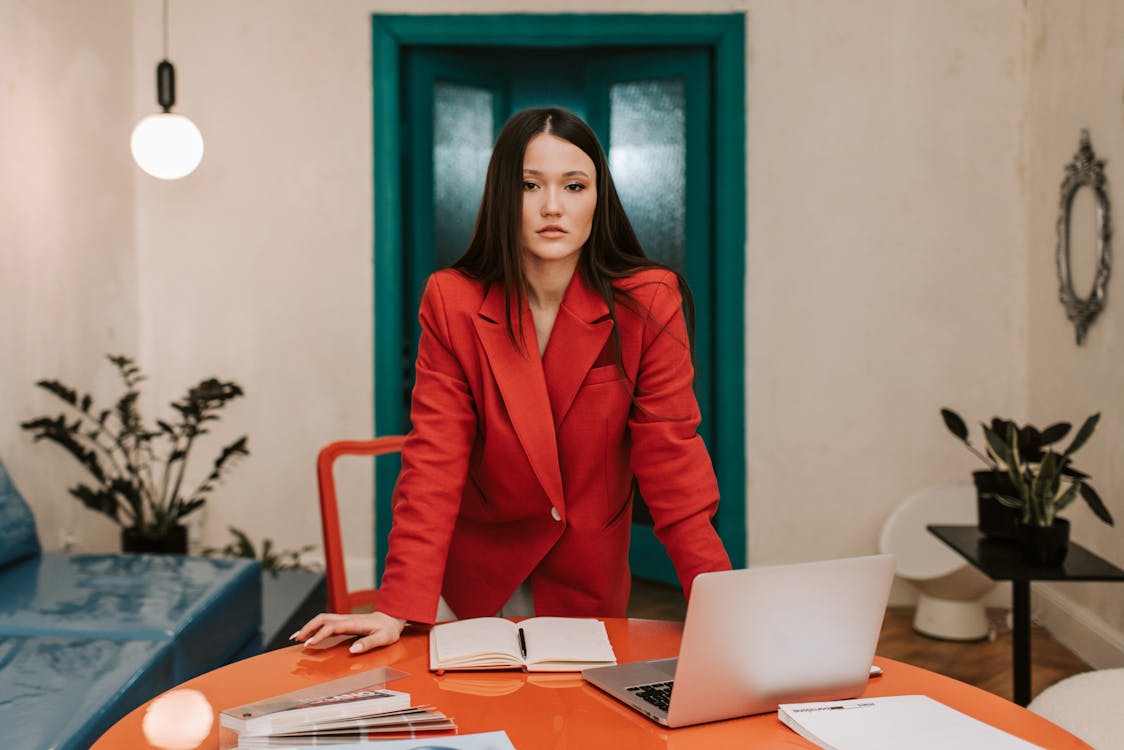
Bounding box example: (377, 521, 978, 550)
(628, 277, 732, 599)
(375, 274, 477, 624)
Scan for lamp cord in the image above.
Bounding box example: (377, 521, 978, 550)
(162, 0, 169, 60)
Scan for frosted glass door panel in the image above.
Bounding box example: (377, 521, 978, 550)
(609, 79, 686, 269)
(433, 83, 494, 268)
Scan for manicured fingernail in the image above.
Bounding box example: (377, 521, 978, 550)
(349, 642, 362, 653)
(289, 631, 301, 641)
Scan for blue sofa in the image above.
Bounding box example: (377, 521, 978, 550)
(0, 458, 262, 750)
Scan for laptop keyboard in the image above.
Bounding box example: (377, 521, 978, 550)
(627, 680, 674, 712)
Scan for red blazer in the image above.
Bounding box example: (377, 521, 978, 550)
(376, 267, 731, 623)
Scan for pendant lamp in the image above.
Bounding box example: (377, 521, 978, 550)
(130, 0, 203, 180)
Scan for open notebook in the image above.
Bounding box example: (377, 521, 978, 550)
(429, 616, 616, 672)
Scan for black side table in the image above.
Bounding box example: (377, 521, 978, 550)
(928, 524, 1124, 706)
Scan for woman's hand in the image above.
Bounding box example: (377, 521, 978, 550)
(291, 611, 407, 654)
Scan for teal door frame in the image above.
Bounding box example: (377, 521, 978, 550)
(372, 13, 747, 581)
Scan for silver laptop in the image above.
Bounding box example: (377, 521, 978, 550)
(582, 553, 896, 728)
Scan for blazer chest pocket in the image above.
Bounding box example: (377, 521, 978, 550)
(582, 364, 621, 387)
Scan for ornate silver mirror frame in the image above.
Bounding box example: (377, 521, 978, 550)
(1056, 129, 1113, 345)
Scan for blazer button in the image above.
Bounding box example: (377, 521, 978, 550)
(550, 507, 562, 522)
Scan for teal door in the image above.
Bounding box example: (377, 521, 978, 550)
(373, 14, 747, 592)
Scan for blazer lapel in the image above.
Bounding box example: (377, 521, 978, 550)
(543, 273, 613, 430)
(473, 284, 565, 509)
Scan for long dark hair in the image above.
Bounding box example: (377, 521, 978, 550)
(452, 107, 695, 361)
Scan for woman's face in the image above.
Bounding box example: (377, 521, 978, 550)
(520, 133, 597, 271)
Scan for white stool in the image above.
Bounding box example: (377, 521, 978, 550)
(1028, 668, 1124, 749)
(879, 484, 995, 640)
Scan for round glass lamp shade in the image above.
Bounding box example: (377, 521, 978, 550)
(130, 113, 204, 180)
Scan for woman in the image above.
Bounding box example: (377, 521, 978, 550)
(296, 108, 730, 654)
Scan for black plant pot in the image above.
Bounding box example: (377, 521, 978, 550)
(1017, 518, 1070, 566)
(972, 470, 1021, 543)
(121, 524, 188, 555)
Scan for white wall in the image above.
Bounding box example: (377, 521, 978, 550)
(745, 0, 1028, 566)
(1026, 0, 1124, 668)
(0, 0, 137, 552)
(129, 0, 380, 563)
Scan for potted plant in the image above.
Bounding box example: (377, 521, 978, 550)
(940, 408, 1114, 564)
(20, 354, 249, 554)
(202, 526, 317, 573)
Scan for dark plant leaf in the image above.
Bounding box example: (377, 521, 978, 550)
(1029, 451, 1061, 525)
(230, 527, 256, 558)
(1064, 413, 1100, 457)
(990, 417, 1015, 439)
(1079, 484, 1114, 526)
(1039, 422, 1071, 445)
(994, 493, 1025, 510)
(206, 436, 250, 482)
(1055, 482, 1080, 514)
(940, 408, 969, 442)
(21, 415, 107, 483)
(69, 484, 119, 522)
(36, 380, 78, 406)
(983, 425, 1014, 466)
(1059, 466, 1089, 480)
(175, 498, 206, 520)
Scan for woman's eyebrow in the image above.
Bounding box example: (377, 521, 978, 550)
(522, 168, 592, 178)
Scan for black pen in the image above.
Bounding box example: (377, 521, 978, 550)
(517, 626, 527, 660)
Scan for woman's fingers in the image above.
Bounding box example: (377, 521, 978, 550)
(349, 612, 408, 653)
(348, 628, 396, 654)
(290, 611, 407, 652)
(289, 612, 336, 643)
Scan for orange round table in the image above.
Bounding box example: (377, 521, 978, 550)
(92, 618, 1090, 749)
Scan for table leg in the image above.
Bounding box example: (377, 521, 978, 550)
(1012, 580, 1031, 706)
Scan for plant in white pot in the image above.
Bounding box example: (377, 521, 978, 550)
(940, 408, 1114, 564)
(20, 355, 249, 553)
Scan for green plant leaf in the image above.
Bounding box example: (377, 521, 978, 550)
(994, 493, 1024, 510)
(1017, 425, 1042, 461)
(1031, 451, 1061, 525)
(940, 408, 969, 442)
(1039, 422, 1071, 445)
(1055, 481, 1080, 514)
(36, 380, 78, 406)
(230, 527, 256, 558)
(69, 484, 120, 522)
(1059, 466, 1090, 480)
(176, 498, 206, 520)
(1064, 413, 1100, 456)
(1079, 484, 1115, 526)
(983, 425, 1014, 467)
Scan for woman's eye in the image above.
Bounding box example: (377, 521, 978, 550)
(565, 183, 586, 192)
(522, 181, 538, 191)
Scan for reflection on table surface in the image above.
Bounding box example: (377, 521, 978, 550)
(92, 618, 1091, 750)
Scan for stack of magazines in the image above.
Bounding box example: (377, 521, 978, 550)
(220, 667, 455, 747)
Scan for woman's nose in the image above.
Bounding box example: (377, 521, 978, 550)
(540, 188, 562, 216)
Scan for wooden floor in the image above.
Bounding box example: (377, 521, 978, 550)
(626, 578, 1091, 703)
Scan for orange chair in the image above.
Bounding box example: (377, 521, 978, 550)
(316, 436, 406, 614)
